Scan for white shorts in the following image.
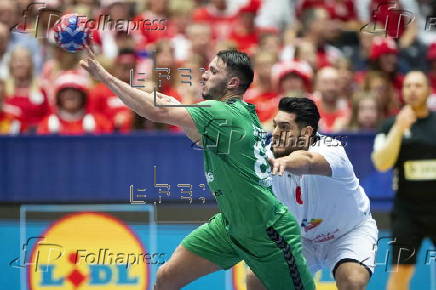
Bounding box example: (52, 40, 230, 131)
(302, 217, 378, 277)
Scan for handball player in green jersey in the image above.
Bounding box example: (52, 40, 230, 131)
(80, 47, 314, 290)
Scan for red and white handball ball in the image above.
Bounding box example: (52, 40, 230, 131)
(53, 13, 91, 53)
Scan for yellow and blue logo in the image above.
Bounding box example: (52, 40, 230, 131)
(28, 212, 149, 289)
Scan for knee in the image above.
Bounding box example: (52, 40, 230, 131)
(336, 269, 369, 290)
(155, 264, 181, 290)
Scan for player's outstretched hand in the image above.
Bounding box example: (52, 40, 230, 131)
(80, 45, 105, 82)
(268, 157, 286, 176)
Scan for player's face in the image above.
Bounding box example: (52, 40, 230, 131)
(272, 111, 311, 157)
(403, 72, 429, 109)
(201, 57, 229, 100)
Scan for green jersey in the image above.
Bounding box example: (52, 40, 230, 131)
(187, 98, 286, 237)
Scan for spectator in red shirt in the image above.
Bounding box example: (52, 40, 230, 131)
(192, 0, 236, 41)
(0, 78, 20, 134)
(244, 51, 279, 130)
(133, 0, 171, 50)
(313, 66, 350, 132)
(41, 45, 87, 105)
(88, 48, 135, 132)
(296, 0, 360, 29)
(365, 0, 418, 48)
(229, 0, 261, 55)
(368, 37, 405, 100)
(38, 72, 112, 135)
(4, 46, 50, 133)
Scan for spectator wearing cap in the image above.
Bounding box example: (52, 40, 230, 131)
(0, 78, 20, 134)
(41, 45, 87, 104)
(229, 0, 261, 55)
(244, 51, 279, 131)
(3, 47, 49, 133)
(426, 43, 436, 111)
(274, 60, 313, 97)
(37, 71, 112, 135)
(88, 49, 135, 132)
(192, 0, 236, 41)
(361, 37, 407, 102)
(312, 66, 350, 132)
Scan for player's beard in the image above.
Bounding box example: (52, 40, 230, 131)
(202, 79, 227, 100)
(272, 132, 304, 158)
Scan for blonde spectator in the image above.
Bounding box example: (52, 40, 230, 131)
(4, 46, 49, 133)
(0, 78, 20, 134)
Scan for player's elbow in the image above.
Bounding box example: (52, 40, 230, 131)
(371, 151, 392, 172)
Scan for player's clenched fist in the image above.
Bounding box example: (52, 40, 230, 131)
(395, 105, 417, 132)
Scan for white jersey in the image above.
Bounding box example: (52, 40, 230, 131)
(271, 135, 371, 243)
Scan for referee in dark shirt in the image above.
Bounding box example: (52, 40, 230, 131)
(371, 71, 436, 290)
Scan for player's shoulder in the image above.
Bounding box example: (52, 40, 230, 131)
(310, 134, 346, 154)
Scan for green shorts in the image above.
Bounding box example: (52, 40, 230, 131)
(182, 213, 315, 290)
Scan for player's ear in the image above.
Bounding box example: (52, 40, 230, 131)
(301, 126, 313, 138)
(227, 76, 240, 90)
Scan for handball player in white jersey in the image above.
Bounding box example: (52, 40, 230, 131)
(246, 97, 378, 290)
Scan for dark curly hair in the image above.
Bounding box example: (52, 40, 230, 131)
(278, 97, 320, 136)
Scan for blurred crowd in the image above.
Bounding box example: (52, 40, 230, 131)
(0, 0, 435, 135)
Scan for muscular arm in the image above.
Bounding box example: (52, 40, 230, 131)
(270, 150, 332, 176)
(80, 48, 200, 141)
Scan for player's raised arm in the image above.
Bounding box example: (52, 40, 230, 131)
(80, 47, 196, 132)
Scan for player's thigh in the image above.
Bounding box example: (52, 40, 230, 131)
(301, 238, 322, 275)
(157, 245, 220, 286)
(181, 213, 241, 270)
(327, 218, 378, 278)
(240, 214, 315, 290)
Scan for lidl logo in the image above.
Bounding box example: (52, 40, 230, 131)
(28, 212, 149, 289)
